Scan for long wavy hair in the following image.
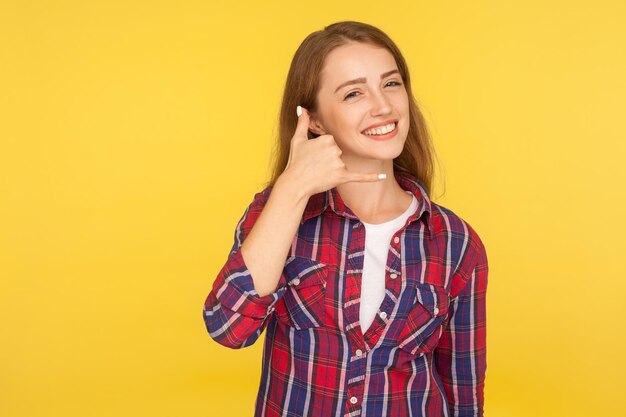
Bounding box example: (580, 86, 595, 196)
(265, 21, 442, 197)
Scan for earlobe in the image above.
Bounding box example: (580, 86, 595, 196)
(308, 117, 326, 135)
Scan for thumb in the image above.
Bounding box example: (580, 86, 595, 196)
(292, 105, 311, 142)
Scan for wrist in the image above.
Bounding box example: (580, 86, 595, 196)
(275, 171, 311, 204)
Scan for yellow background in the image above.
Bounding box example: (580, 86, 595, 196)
(2, 1, 625, 416)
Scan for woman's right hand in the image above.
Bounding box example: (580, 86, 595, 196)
(280, 106, 386, 198)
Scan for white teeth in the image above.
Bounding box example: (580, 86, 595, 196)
(363, 122, 396, 135)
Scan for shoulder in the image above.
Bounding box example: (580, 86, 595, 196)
(232, 184, 276, 230)
(430, 202, 485, 249)
(247, 184, 275, 208)
(429, 201, 488, 281)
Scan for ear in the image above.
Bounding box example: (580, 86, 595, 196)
(308, 112, 327, 135)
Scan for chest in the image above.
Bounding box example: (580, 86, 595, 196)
(274, 214, 454, 350)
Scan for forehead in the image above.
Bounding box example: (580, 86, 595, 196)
(319, 42, 398, 87)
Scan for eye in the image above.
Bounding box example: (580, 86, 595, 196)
(344, 90, 361, 100)
(344, 81, 402, 101)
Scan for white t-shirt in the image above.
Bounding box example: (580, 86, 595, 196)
(359, 191, 418, 333)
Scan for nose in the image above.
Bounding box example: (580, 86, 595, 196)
(370, 89, 392, 117)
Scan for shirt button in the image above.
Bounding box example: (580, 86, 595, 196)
(433, 307, 439, 315)
(390, 273, 398, 279)
(355, 349, 363, 357)
(350, 396, 358, 404)
(393, 236, 400, 244)
(291, 278, 301, 286)
(379, 311, 388, 320)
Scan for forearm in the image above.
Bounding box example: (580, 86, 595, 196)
(240, 174, 310, 297)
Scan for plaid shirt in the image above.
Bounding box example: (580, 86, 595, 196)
(203, 170, 488, 417)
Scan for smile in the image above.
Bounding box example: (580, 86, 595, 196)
(361, 122, 398, 140)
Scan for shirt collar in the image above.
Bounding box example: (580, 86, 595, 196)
(300, 170, 433, 238)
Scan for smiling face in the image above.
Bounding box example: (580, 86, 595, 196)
(309, 41, 410, 168)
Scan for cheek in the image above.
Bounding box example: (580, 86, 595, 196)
(395, 93, 410, 112)
(327, 112, 359, 136)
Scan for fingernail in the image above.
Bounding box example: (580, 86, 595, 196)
(296, 105, 302, 117)
(378, 173, 387, 180)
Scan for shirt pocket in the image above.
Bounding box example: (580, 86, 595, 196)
(274, 256, 328, 330)
(397, 282, 450, 356)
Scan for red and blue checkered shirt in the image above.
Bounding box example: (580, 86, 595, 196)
(203, 170, 488, 417)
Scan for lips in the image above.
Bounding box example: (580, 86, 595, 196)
(361, 122, 399, 141)
(361, 119, 399, 134)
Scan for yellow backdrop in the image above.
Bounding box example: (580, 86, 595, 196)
(2, 1, 625, 416)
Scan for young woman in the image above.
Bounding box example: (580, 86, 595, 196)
(203, 21, 488, 417)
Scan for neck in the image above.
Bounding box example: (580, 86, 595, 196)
(336, 164, 411, 224)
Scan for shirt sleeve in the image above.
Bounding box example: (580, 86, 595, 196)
(434, 224, 489, 417)
(202, 186, 289, 349)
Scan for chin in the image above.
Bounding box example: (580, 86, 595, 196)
(372, 147, 405, 161)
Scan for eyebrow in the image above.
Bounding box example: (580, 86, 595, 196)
(333, 69, 401, 94)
